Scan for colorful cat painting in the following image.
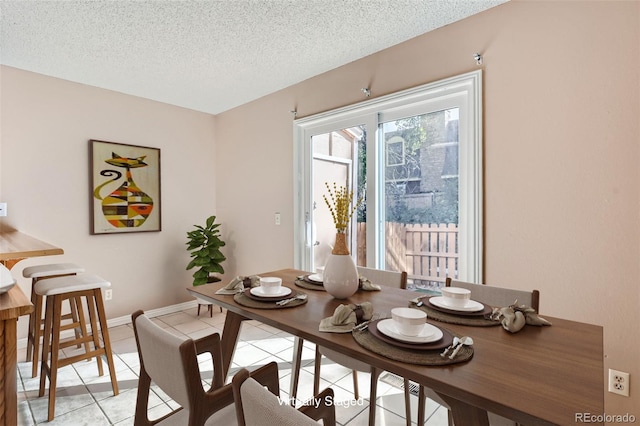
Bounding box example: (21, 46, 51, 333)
(93, 152, 154, 228)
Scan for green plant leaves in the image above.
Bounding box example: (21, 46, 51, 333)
(186, 215, 226, 285)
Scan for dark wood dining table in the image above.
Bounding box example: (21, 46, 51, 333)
(188, 268, 604, 426)
(0, 229, 64, 426)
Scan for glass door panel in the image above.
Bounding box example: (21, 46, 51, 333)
(311, 126, 365, 271)
(380, 108, 459, 290)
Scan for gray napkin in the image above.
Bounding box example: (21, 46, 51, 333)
(359, 277, 381, 291)
(490, 302, 552, 333)
(215, 275, 261, 295)
(319, 302, 374, 333)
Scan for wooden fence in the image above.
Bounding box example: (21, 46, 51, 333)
(357, 222, 458, 285)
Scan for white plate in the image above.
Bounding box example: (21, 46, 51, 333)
(250, 286, 292, 298)
(307, 274, 323, 283)
(377, 319, 443, 343)
(430, 296, 484, 312)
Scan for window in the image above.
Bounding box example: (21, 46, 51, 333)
(293, 71, 482, 288)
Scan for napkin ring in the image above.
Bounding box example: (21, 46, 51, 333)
(354, 304, 365, 323)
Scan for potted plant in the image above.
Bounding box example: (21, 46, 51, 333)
(186, 215, 226, 286)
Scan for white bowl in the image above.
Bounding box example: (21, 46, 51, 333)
(391, 307, 427, 336)
(259, 277, 282, 295)
(440, 287, 471, 307)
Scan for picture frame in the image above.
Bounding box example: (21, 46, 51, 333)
(90, 139, 161, 234)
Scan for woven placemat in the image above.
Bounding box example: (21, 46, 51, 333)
(294, 278, 381, 294)
(233, 292, 307, 309)
(352, 326, 473, 366)
(294, 279, 325, 291)
(410, 301, 500, 327)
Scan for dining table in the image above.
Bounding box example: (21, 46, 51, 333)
(0, 229, 64, 426)
(188, 268, 604, 426)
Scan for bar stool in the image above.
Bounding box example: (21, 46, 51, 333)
(23, 263, 86, 378)
(36, 273, 119, 421)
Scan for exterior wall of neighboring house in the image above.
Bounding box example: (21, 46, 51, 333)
(385, 113, 459, 217)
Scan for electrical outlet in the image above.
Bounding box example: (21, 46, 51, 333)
(275, 212, 281, 225)
(0, 203, 7, 217)
(608, 369, 630, 396)
(105, 289, 113, 301)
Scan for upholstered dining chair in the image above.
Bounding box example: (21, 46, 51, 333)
(416, 278, 540, 426)
(232, 362, 336, 426)
(445, 277, 539, 312)
(291, 266, 411, 426)
(133, 309, 273, 426)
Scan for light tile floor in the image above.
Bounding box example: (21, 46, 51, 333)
(16, 306, 449, 425)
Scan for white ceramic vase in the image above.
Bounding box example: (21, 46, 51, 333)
(322, 233, 358, 299)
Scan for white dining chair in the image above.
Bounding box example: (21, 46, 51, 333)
(416, 277, 540, 426)
(232, 362, 336, 426)
(132, 310, 238, 425)
(291, 266, 411, 426)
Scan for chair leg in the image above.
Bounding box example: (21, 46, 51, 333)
(42, 294, 63, 421)
(86, 294, 104, 376)
(39, 297, 54, 398)
(30, 293, 44, 378)
(368, 367, 381, 426)
(403, 379, 412, 426)
(93, 289, 119, 395)
(73, 296, 92, 359)
(69, 296, 84, 348)
(25, 279, 38, 363)
(197, 304, 202, 316)
(289, 337, 304, 403)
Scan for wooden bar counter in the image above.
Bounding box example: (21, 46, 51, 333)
(0, 229, 63, 426)
(0, 230, 63, 269)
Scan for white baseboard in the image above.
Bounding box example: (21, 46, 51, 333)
(17, 299, 199, 350)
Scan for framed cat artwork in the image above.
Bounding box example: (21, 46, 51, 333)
(90, 139, 161, 234)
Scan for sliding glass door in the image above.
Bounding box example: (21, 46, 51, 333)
(380, 108, 460, 289)
(294, 71, 482, 287)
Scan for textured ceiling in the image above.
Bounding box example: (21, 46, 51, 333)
(1, 0, 506, 115)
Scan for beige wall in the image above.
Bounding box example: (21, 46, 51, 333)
(0, 66, 218, 331)
(1, 0, 638, 417)
(215, 0, 639, 416)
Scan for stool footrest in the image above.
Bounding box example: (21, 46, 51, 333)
(57, 350, 106, 369)
(58, 335, 96, 349)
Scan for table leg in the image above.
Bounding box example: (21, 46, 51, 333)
(220, 311, 247, 379)
(436, 393, 489, 426)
